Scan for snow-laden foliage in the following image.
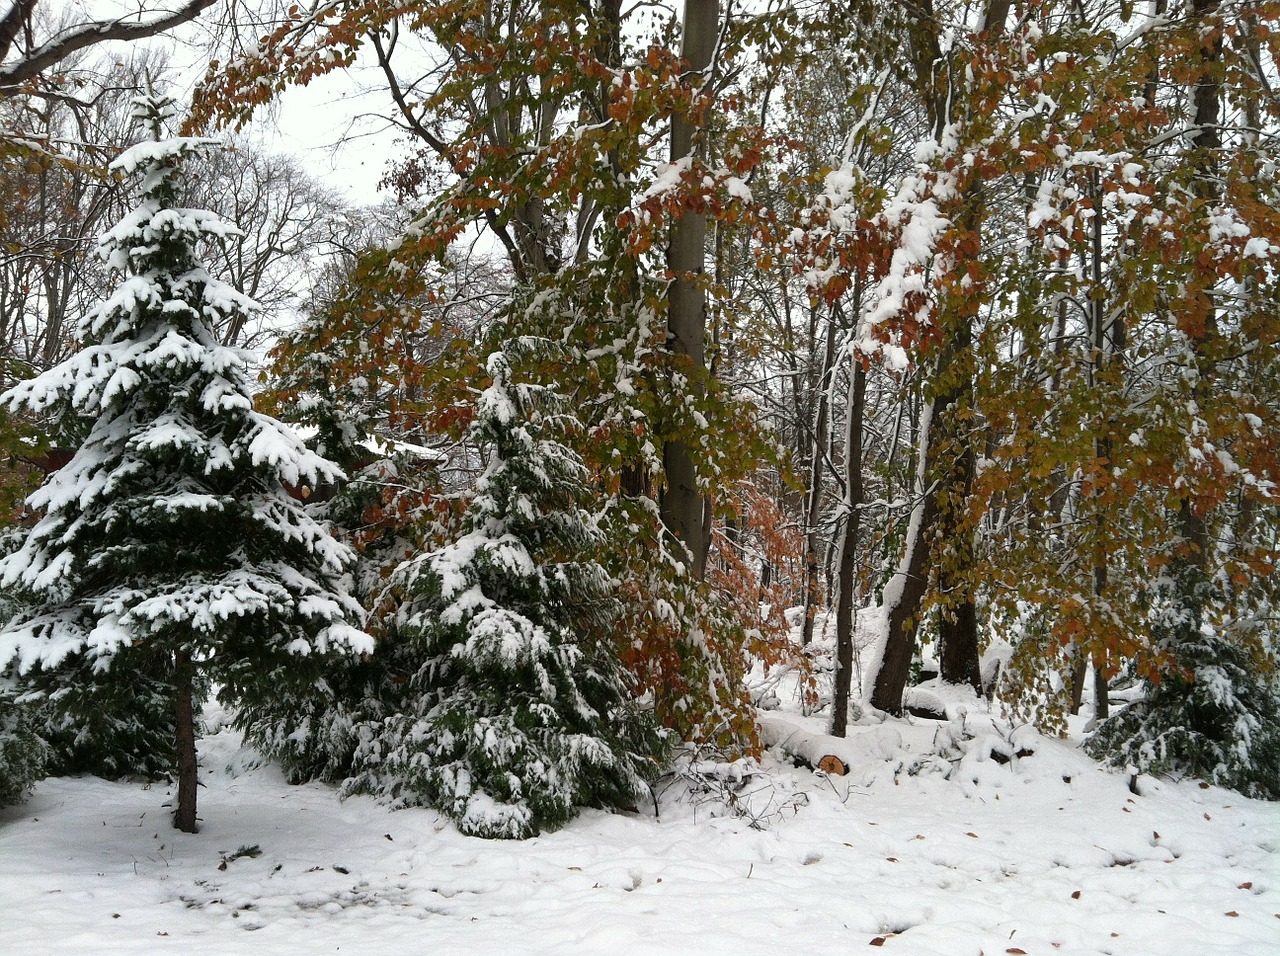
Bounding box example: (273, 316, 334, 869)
(0, 685, 46, 807)
(22, 644, 181, 779)
(1087, 625, 1280, 801)
(0, 94, 370, 791)
(235, 447, 453, 786)
(344, 347, 666, 838)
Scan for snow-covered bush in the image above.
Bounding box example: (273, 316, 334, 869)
(1087, 628, 1280, 800)
(0, 685, 46, 807)
(21, 646, 179, 779)
(345, 348, 666, 837)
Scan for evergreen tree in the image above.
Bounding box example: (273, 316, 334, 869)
(346, 348, 666, 838)
(1086, 609, 1280, 800)
(0, 94, 370, 832)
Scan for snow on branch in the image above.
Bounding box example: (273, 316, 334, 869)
(0, 0, 218, 87)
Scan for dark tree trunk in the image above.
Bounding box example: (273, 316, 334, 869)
(874, 0, 1000, 707)
(173, 649, 198, 833)
(934, 313, 982, 695)
(872, 406, 939, 715)
(831, 359, 866, 736)
(1157, 0, 1220, 674)
(1068, 650, 1089, 715)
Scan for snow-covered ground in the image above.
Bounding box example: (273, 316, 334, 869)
(2, 700, 1276, 956)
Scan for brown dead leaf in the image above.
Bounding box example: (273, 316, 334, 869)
(1071, 890, 1081, 900)
(870, 937, 886, 947)
(1239, 882, 1253, 890)
(966, 832, 979, 838)
(1007, 949, 1027, 954)
(1226, 911, 1239, 917)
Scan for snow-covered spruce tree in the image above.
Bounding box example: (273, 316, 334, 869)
(347, 348, 666, 838)
(1086, 583, 1280, 800)
(0, 94, 370, 832)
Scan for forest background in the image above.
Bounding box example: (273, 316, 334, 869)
(0, 0, 1277, 834)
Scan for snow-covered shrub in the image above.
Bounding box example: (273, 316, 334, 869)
(21, 646, 178, 779)
(1087, 629, 1280, 799)
(0, 685, 46, 807)
(657, 744, 809, 830)
(345, 348, 666, 837)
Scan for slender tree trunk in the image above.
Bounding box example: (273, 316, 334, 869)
(173, 649, 198, 833)
(661, 0, 719, 578)
(875, 0, 1006, 703)
(802, 311, 839, 646)
(831, 358, 866, 735)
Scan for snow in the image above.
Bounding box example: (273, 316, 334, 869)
(2, 699, 1276, 955)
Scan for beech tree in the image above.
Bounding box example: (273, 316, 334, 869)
(193, 0, 800, 756)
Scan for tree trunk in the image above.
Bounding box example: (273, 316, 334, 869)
(871, 403, 937, 714)
(874, 0, 1003, 703)
(660, 0, 719, 578)
(934, 321, 982, 694)
(831, 358, 866, 735)
(1161, 0, 1221, 661)
(801, 310, 839, 646)
(173, 649, 199, 833)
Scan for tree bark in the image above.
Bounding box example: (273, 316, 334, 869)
(660, 0, 718, 578)
(831, 358, 866, 735)
(1163, 0, 1222, 657)
(0, 0, 217, 87)
(801, 310, 839, 646)
(872, 402, 937, 714)
(173, 649, 198, 833)
(878, 0, 1015, 700)
(933, 310, 982, 694)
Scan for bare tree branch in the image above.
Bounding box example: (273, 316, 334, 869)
(0, 0, 218, 87)
(0, 0, 39, 67)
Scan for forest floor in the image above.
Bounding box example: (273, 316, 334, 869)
(1, 685, 1277, 955)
